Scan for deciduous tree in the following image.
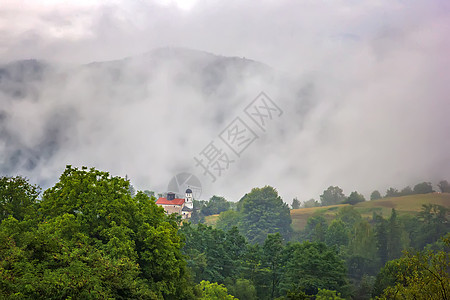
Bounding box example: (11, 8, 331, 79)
(291, 198, 301, 209)
(239, 186, 292, 244)
(438, 180, 450, 193)
(370, 190, 382, 200)
(320, 186, 345, 206)
(0, 176, 40, 222)
(343, 191, 365, 205)
(413, 182, 434, 194)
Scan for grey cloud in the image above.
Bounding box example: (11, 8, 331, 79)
(0, 0, 449, 203)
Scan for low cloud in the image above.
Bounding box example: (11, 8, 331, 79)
(0, 0, 449, 203)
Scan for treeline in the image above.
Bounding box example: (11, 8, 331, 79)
(188, 193, 448, 299)
(292, 180, 450, 209)
(1, 167, 449, 299)
(0, 167, 213, 299)
(181, 224, 350, 299)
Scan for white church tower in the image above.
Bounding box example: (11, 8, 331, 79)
(185, 188, 193, 209)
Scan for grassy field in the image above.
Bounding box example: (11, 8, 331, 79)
(205, 214, 219, 226)
(291, 192, 450, 232)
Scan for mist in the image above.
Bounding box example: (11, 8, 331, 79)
(0, 0, 449, 204)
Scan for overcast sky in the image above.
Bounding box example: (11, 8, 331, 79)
(1, 0, 449, 203)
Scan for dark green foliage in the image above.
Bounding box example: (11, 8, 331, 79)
(380, 248, 449, 299)
(226, 278, 257, 300)
(0, 176, 40, 222)
(302, 198, 320, 208)
(347, 219, 378, 279)
(370, 190, 382, 200)
(385, 187, 399, 198)
(372, 257, 406, 297)
(3, 170, 449, 299)
(336, 206, 362, 229)
(239, 243, 265, 295)
(413, 204, 449, 249)
(263, 233, 284, 299)
(190, 199, 208, 224)
(180, 223, 247, 284)
(201, 195, 231, 216)
(239, 186, 292, 244)
(353, 275, 375, 300)
(325, 219, 349, 247)
(190, 208, 206, 224)
(291, 198, 301, 209)
(279, 241, 349, 297)
(373, 236, 450, 299)
(303, 215, 327, 242)
(399, 185, 413, 196)
(387, 209, 402, 260)
(320, 186, 346, 206)
(438, 180, 450, 193)
(216, 210, 240, 232)
(374, 214, 389, 266)
(343, 191, 365, 205)
(0, 166, 194, 299)
(413, 181, 434, 194)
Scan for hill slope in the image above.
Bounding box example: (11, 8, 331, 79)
(290, 193, 450, 231)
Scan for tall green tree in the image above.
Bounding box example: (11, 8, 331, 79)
(399, 186, 413, 196)
(0, 176, 40, 222)
(320, 186, 346, 206)
(239, 186, 292, 244)
(414, 204, 449, 249)
(202, 195, 230, 216)
(374, 214, 389, 267)
(438, 180, 450, 193)
(262, 233, 284, 299)
(413, 182, 434, 194)
(336, 206, 362, 230)
(343, 191, 365, 205)
(347, 220, 378, 280)
(226, 278, 257, 300)
(0, 166, 195, 299)
(387, 209, 404, 260)
(302, 198, 320, 208)
(370, 190, 382, 200)
(280, 241, 349, 297)
(180, 223, 247, 284)
(325, 219, 348, 247)
(377, 234, 450, 300)
(304, 215, 327, 242)
(291, 198, 301, 209)
(240, 243, 263, 291)
(385, 187, 399, 198)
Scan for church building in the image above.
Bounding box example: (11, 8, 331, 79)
(156, 189, 194, 219)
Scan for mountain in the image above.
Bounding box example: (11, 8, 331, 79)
(0, 48, 310, 191)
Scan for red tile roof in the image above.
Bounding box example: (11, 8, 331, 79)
(156, 197, 185, 206)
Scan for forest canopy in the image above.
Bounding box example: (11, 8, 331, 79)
(0, 166, 449, 299)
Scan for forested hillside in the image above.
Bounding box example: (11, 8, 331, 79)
(1, 167, 449, 299)
(290, 193, 450, 231)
